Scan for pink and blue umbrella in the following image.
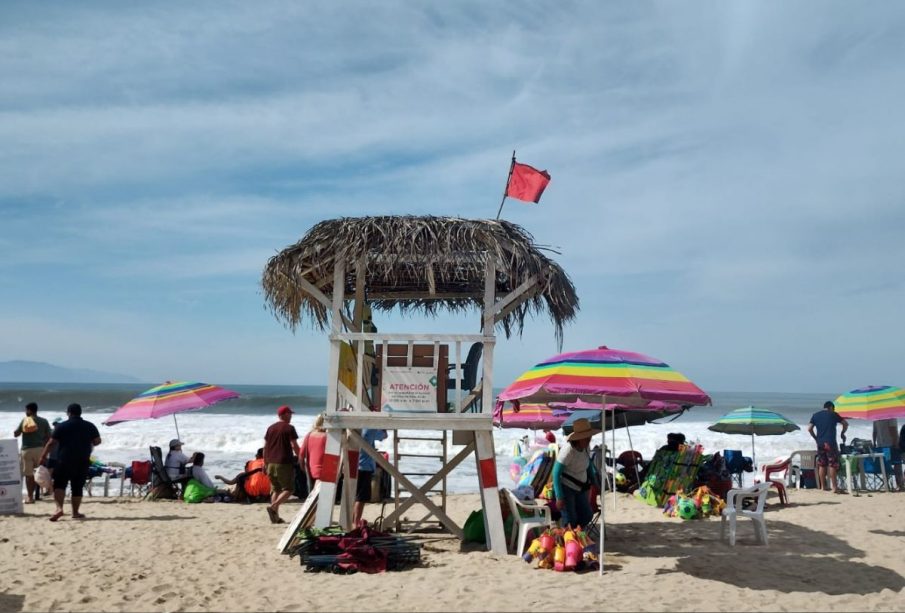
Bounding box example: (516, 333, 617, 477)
(103, 380, 239, 439)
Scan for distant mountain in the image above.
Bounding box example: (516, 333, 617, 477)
(0, 360, 142, 384)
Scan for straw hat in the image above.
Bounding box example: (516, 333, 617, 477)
(566, 418, 601, 441)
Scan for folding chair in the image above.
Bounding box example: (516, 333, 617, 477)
(147, 446, 180, 499)
(128, 460, 152, 497)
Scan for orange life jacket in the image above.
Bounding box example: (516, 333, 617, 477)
(243, 458, 270, 498)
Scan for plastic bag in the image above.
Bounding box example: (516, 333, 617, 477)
(34, 465, 52, 490)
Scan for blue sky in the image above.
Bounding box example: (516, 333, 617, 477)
(2, 2, 904, 393)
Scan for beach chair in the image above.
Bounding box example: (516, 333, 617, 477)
(503, 488, 554, 556)
(147, 446, 179, 500)
(127, 460, 152, 497)
(862, 448, 894, 491)
(446, 342, 483, 392)
(720, 482, 771, 546)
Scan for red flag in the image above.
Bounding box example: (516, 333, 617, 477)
(505, 161, 551, 203)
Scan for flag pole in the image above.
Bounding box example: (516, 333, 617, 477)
(495, 150, 517, 220)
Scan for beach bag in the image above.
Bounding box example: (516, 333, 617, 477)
(183, 478, 217, 503)
(22, 416, 38, 433)
(463, 509, 486, 544)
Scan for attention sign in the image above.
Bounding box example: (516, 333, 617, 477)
(382, 367, 438, 413)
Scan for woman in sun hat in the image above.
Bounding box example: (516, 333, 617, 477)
(552, 417, 601, 529)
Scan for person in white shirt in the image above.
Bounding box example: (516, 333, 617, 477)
(164, 439, 191, 482)
(188, 452, 217, 490)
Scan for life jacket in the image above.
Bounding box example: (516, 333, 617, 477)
(244, 458, 270, 498)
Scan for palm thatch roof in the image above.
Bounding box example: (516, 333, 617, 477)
(262, 216, 579, 343)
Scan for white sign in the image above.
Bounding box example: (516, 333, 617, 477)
(382, 367, 438, 413)
(0, 439, 23, 515)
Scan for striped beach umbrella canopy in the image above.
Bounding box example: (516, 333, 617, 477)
(493, 399, 684, 431)
(497, 345, 712, 407)
(707, 406, 800, 469)
(103, 380, 239, 439)
(834, 385, 905, 420)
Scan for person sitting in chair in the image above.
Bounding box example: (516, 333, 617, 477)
(164, 439, 193, 490)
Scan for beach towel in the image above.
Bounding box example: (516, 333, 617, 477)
(183, 478, 217, 503)
(21, 416, 38, 433)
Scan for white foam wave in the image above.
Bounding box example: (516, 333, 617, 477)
(3, 410, 876, 494)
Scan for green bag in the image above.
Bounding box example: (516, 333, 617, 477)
(183, 478, 217, 504)
(462, 509, 486, 544)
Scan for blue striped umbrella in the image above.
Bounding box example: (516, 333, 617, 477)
(708, 406, 800, 469)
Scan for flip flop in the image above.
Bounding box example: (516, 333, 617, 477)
(49, 511, 64, 522)
(72, 513, 86, 519)
(266, 506, 279, 524)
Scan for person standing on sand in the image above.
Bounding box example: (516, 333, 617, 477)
(299, 413, 327, 491)
(38, 403, 101, 521)
(13, 401, 51, 504)
(807, 401, 848, 494)
(263, 405, 301, 524)
(352, 428, 387, 527)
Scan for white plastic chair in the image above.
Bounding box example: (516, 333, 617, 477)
(503, 488, 554, 556)
(789, 450, 818, 489)
(720, 482, 771, 546)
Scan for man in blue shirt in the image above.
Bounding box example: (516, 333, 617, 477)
(807, 401, 848, 493)
(353, 428, 387, 527)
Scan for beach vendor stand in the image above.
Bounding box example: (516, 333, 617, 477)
(497, 346, 711, 573)
(263, 216, 579, 555)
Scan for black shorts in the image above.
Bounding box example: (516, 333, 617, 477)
(53, 465, 89, 498)
(356, 470, 374, 503)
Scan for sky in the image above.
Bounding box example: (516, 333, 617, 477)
(1, 2, 904, 393)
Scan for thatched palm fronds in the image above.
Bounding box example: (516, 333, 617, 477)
(262, 216, 579, 344)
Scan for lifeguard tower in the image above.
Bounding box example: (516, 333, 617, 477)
(262, 216, 578, 554)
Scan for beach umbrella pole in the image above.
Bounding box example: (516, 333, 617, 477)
(612, 414, 616, 510)
(173, 413, 181, 441)
(600, 394, 607, 576)
(751, 432, 756, 479)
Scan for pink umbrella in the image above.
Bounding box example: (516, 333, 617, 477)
(103, 380, 239, 439)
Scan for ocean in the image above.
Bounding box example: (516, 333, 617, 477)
(1, 383, 869, 494)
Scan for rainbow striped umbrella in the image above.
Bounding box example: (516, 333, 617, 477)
(103, 380, 239, 439)
(834, 385, 905, 420)
(497, 345, 711, 407)
(493, 399, 684, 430)
(707, 406, 800, 469)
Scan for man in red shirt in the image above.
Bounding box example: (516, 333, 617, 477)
(263, 405, 300, 524)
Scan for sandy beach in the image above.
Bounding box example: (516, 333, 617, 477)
(2, 487, 904, 612)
